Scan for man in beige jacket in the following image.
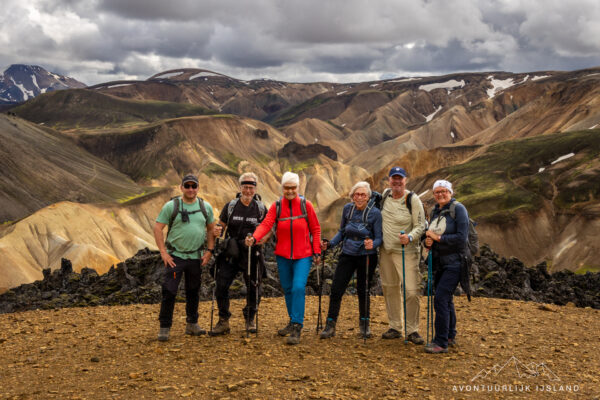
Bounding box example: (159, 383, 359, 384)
(380, 167, 426, 343)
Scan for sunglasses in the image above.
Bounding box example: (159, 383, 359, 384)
(183, 183, 198, 189)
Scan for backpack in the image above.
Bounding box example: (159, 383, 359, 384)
(275, 196, 308, 225)
(166, 196, 209, 254)
(226, 193, 267, 227)
(379, 188, 415, 214)
(436, 200, 479, 256)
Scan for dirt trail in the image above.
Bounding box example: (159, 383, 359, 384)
(0, 296, 598, 399)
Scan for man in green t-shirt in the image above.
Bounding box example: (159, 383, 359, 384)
(153, 174, 216, 341)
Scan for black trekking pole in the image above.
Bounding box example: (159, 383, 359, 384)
(316, 240, 328, 334)
(426, 248, 433, 347)
(254, 246, 261, 337)
(209, 224, 223, 335)
(401, 230, 408, 344)
(246, 233, 252, 338)
(363, 236, 371, 344)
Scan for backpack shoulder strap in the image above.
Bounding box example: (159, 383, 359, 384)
(362, 200, 375, 224)
(448, 200, 458, 220)
(348, 203, 356, 221)
(256, 200, 267, 221)
(197, 197, 209, 223)
(167, 197, 180, 236)
(227, 198, 238, 225)
(276, 198, 282, 220)
(380, 188, 392, 209)
(406, 191, 414, 214)
(301, 197, 309, 225)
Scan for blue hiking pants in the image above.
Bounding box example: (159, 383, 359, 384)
(433, 265, 461, 348)
(276, 256, 312, 325)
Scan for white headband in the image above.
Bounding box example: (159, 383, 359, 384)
(433, 179, 453, 194)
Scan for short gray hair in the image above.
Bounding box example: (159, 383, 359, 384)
(281, 171, 300, 187)
(349, 181, 371, 198)
(239, 172, 258, 185)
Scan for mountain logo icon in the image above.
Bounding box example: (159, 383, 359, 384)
(471, 356, 561, 383)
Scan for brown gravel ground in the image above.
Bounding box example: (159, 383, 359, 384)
(0, 295, 598, 400)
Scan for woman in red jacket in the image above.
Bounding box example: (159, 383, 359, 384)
(246, 172, 321, 345)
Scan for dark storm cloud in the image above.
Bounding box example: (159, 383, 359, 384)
(1, 0, 599, 85)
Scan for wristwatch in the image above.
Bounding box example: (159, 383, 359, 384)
(408, 234, 413, 242)
(206, 248, 214, 254)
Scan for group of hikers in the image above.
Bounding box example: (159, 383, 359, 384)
(153, 167, 472, 354)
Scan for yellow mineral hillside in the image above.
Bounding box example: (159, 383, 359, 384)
(0, 197, 170, 289)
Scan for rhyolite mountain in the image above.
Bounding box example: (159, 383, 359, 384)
(0, 64, 85, 105)
(2, 65, 600, 290)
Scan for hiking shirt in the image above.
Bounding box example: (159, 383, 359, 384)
(252, 196, 321, 259)
(329, 202, 383, 256)
(381, 190, 426, 254)
(429, 198, 469, 266)
(156, 198, 215, 260)
(219, 199, 265, 241)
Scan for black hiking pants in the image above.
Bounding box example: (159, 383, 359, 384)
(158, 255, 202, 328)
(215, 245, 263, 321)
(326, 253, 378, 322)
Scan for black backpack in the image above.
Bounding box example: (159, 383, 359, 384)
(226, 193, 267, 227)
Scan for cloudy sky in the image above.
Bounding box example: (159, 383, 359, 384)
(1, 0, 599, 85)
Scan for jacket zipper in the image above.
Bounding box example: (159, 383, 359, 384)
(289, 198, 294, 259)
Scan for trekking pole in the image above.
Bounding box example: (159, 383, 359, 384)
(401, 230, 408, 344)
(255, 246, 260, 337)
(363, 236, 371, 344)
(246, 233, 252, 338)
(426, 248, 433, 346)
(317, 240, 328, 333)
(209, 224, 223, 334)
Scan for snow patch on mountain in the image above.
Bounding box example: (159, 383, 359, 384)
(487, 76, 515, 98)
(189, 72, 220, 80)
(154, 71, 184, 79)
(425, 105, 442, 122)
(419, 79, 465, 92)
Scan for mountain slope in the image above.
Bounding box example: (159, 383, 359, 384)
(0, 114, 143, 223)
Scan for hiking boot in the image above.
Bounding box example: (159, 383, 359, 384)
(157, 327, 170, 342)
(425, 343, 448, 354)
(358, 319, 371, 339)
(278, 322, 294, 337)
(381, 328, 402, 339)
(407, 332, 425, 345)
(185, 323, 206, 336)
(448, 338, 457, 347)
(320, 320, 336, 339)
(246, 318, 257, 334)
(285, 323, 302, 345)
(209, 318, 230, 336)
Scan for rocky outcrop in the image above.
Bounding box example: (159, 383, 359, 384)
(469, 245, 600, 308)
(1, 244, 598, 314)
(277, 141, 338, 162)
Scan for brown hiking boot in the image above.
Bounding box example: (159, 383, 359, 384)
(407, 332, 425, 345)
(209, 318, 230, 336)
(381, 328, 402, 339)
(185, 323, 206, 336)
(425, 343, 448, 354)
(278, 322, 294, 337)
(285, 323, 302, 345)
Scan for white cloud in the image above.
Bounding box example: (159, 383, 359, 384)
(0, 0, 599, 85)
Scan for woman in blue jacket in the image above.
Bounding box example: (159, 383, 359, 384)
(424, 180, 469, 354)
(320, 181, 383, 339)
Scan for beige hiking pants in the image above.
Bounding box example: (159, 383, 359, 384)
(379, 248, 422, 335)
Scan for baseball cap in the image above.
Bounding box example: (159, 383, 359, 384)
(181, 174, 199, 185)
(388, 167, 407, 178)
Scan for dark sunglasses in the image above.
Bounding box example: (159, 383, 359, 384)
(183, 183, 198, 189)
